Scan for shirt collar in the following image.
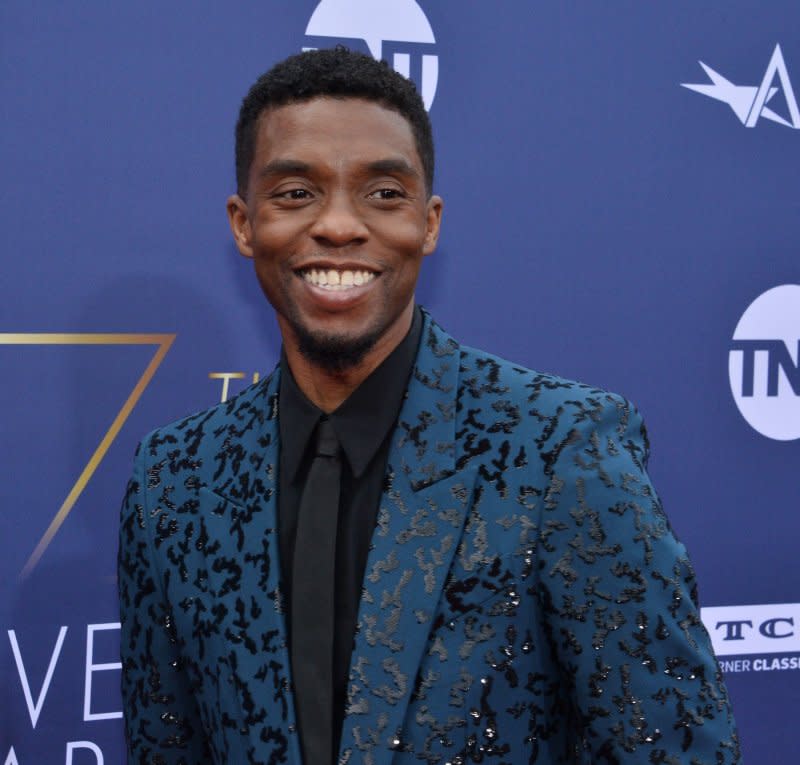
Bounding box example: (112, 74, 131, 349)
(279, 306, 423, 481)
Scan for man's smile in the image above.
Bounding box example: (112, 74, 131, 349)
(299, 267, 378, 290)
(295, 265, 382, 308)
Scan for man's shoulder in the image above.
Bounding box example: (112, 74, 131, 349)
(417, 313, 643, 450)
(450, 340, 647, 459)
(137, 368, 278, 460)
(456, 341, 631, 413)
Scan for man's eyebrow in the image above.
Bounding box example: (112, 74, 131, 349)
(255, 157, 420, 181)
(256, 159, 312, 179)
(366, 158, 420, 178)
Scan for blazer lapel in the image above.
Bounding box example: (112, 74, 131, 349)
(200, 369, 303, 764)
(339, 314, 477, 765)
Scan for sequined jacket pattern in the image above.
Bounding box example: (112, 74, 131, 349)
(118, 311, 740, 764)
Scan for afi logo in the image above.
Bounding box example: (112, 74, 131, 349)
(682, 44, 800, 128)
(728, 285, 800, 441)
(303, 0, 438, 109)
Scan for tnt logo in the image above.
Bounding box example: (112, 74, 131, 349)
(303, 0, 438, 109)
(728, 284, 800, 441)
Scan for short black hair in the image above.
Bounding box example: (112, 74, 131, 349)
(234, 46, 434, 196)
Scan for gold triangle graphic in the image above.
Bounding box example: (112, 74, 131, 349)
(0, 334, 176, 579)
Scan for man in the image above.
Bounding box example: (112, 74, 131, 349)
(119, 47, 740, 764)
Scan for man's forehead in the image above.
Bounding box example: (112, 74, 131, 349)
(253, 96, 419, 155)
(256, 94, 407, 121)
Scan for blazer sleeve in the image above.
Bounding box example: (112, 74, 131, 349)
(536, 394, 741, 763)
(118, 438, 212, 765)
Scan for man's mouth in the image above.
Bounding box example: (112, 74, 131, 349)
(300, 268, 377, 291)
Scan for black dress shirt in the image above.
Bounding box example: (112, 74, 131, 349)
(278, 307, 422, 761)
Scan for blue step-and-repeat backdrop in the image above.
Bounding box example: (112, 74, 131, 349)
(1, 1, 798, 762)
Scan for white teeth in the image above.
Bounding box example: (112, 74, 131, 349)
(302, 269, 376, 290)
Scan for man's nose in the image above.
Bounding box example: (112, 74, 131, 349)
(308, 192, 369, 247)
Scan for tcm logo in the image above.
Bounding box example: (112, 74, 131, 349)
(728, 284, 800, 441)
(682, 43, 800, 129)
(714, 618, 793, 642)
(303, 0, 438, 109)
(701, 603, 800, 657)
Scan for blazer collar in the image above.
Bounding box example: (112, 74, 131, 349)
(390, 308, 461, 490)
(203, 369, 305, 765)
(339, 311, 477, 765)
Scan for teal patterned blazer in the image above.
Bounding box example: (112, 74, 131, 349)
(118, 310, 740, 764)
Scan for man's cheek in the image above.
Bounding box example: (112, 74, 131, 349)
(380, 222, 431, 251)
(253, 216, 301, 243)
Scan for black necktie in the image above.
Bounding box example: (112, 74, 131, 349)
(291, 418, 341, 765)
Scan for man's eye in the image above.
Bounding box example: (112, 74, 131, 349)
(370, 188, 403, 200)
(277, 188, 312, 200)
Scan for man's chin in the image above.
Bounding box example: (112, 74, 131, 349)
(295, 326, 381, 374)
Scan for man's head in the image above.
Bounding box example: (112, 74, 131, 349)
(235, 47, 435, 198)
(227, 48, 442, 378)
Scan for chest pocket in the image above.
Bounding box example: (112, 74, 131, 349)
(409, 551, 525, 698)
(432, 551, 522, 632)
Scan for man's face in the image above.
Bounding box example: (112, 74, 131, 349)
(227, 97, 442, 372)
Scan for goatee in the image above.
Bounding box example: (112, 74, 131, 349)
(294, 323, 382, 374)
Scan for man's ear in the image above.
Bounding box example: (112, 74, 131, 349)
(226, 194, 253, 258)
(422, 194, 443, 255)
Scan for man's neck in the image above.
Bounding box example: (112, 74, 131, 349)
(279, 305, 415, 413)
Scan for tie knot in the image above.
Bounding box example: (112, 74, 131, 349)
(314, 419, 339, 458)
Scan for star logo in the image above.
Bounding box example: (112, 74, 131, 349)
(682, 44, 800, 129)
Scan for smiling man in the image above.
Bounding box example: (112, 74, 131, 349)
(227, 91, 441, 410)
(118, 48, 740, 765)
